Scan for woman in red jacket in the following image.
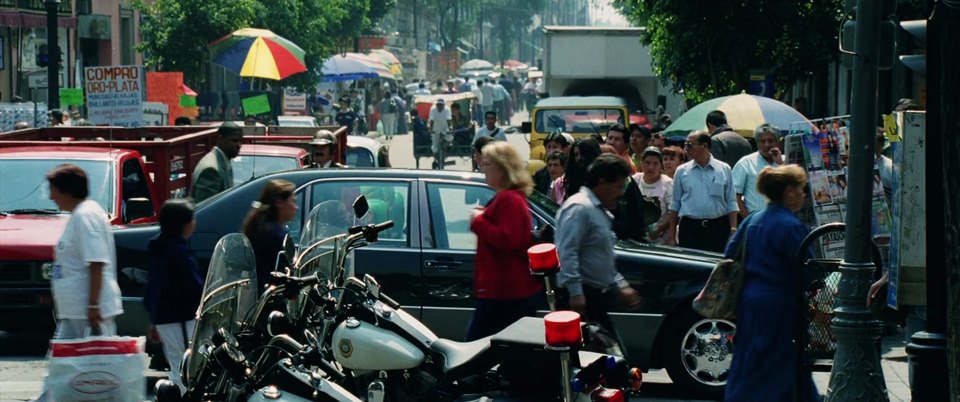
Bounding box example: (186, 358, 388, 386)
(466, 141, 543, 340)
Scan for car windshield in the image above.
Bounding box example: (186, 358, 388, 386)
(346, 148, 375, 167)
(0, 159, 114, 215)
(535, 108, 625, 134)
(232, 155, 300, 185)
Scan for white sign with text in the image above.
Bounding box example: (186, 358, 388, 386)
(84, 65, 144, 127)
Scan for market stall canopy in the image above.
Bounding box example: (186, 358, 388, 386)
(500, 59, 529, 71)
(663, 92, 814, 138)
(344, 52, 397, 80)
(180, 83, 198, 96)
(208, 28, 306, 80)
(321, 55, 381, 82)
(368, 49, 403, 78)
(460, 59, 494, 71)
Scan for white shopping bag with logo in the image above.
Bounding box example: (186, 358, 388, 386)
(47, 336, 146, 401)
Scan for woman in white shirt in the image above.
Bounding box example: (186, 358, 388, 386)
(632, 147, 676, 245)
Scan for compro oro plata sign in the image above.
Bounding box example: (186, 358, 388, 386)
(84, 65, 145, 127)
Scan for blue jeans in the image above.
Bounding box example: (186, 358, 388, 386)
(465, 294, 539, 341)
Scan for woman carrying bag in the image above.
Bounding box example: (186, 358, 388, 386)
(722, 164, 820, 402)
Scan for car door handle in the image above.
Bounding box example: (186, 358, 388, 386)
(424, 259, 463, 269)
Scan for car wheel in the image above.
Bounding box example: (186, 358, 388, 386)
(663, 307, 736, 399)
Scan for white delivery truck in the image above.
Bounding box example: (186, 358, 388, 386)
(541, 26, 683, 121)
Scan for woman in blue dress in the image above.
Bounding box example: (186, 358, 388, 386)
(724, 164, 819, 402)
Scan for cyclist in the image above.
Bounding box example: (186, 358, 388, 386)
(428, 98, 452, 169)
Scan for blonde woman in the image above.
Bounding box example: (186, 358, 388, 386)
(466, 141, 542, 340)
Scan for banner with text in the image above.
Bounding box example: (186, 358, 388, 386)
(85, 65, 144, 127)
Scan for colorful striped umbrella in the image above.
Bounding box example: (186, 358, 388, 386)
(664, 92, 813, 137)
(344, 52, 396, 80)
(208, 28, 306, 80)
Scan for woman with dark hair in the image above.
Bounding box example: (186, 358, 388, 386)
(724, 164, 818, 401)
(551, 137, 602, 203)
(661, 145, 686, 179)
(241, 179, 298, 288)
(145, 199, 202, 392)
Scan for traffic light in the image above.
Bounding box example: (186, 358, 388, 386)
(840, 0, 898, 70)
(899, 20, 926, 76)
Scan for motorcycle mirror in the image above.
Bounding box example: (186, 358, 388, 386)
(352, 195, 369, 220)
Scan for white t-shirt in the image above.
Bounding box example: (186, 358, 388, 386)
(479, 85, 495, 107)
(52, 199, 123, 319)
(634, 174, 674, 244)
(473, 125, 506, 143)
(428, 106, 452, 134)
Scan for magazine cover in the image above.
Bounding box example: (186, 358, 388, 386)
(816, 203, 844, 225)
(871, 198, 892, 240)
(785, 134, 805, 165)
(809, 170, 833, 205)
(837, 127, 850, 166)
(802, 132, 824, 170)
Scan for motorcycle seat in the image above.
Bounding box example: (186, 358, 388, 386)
(429, 337, 495, 380)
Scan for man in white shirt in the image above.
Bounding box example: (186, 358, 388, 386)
(472, 111, 506, 144)
(470, 81, 485, 122)
(46, 163, 124, 339)
(414, 82, 431, 96)
(732, 123, 783, 217)
(428, 98, 452, 162)
(479, 79, 495, 117)
(492, 80, 512, 125)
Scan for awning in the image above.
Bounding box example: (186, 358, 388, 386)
(0, 12, 78, 29)
(458, 38, 475, 50)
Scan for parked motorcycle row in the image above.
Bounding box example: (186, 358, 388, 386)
(155, 196, 640, 402)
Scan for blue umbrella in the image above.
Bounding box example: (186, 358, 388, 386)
(321, 55, 379, 82)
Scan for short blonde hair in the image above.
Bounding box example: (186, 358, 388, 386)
(757, 164, 807, 204)
(481, 141, 533, 195)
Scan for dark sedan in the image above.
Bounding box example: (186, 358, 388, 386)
(113, 168, 732, 398)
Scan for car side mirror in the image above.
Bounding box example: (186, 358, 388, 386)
(124, 198, 154, 223)
(520, 122, 532, 133)
(352, 195, 369, 220)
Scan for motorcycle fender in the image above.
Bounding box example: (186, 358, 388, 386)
(332, 320, 425, 370)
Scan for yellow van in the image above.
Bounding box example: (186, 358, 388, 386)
(520, 96, 629, 171)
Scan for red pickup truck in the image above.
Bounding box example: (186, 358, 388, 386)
(0, 126, 220, 333)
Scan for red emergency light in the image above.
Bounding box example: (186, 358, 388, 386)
(544, 310, 581, 347)
(528, 243, 559, 273)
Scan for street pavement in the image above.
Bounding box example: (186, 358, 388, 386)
(0, 111, 913, 401)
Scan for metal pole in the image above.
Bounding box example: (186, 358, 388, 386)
(824, 0, 888, 399)
(46, 0, 60, 109)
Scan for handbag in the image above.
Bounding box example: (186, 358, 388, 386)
(692, 233, 747, 320)
(47, 333, 146, 401)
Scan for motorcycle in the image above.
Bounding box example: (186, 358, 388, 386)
(155, 233, 362, 402)
(289, 196, 638, 402)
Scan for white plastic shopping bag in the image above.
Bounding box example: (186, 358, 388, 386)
(47, 336, 146, 401)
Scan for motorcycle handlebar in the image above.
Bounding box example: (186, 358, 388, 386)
(347, 220, 395, 235)
(379, 292, 401, 310)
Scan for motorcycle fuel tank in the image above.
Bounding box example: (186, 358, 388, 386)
(332, 318, 425, 370)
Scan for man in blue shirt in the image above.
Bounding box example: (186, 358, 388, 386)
(732, 124, 783, 217)
(656, 130, 739, 252)
(556, 154, 641, 343)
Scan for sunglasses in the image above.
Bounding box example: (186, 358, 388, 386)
(684, 141, 699, 148)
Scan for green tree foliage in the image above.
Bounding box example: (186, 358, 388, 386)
(484, 0, 545, 63)
(135, 0, 395, 90)
(613, 0, 844, 102)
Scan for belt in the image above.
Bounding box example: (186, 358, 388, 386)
(681, 216, 726, 227)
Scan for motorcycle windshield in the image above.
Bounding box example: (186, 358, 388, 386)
(185, 233, 258, 384)
(296, 203, 347, 284)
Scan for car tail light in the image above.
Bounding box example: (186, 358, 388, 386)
(591, 387, 624, 402)
(544, 310, 581, 346)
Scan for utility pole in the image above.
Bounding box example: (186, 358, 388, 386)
(45, 0, 60, 109)
(825, 0, 889, 399)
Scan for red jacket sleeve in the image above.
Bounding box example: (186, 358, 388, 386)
(470, 190, 532, 252)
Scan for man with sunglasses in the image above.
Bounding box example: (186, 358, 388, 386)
(732, 124, 784, 217)
(655, 130, 738, 252)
